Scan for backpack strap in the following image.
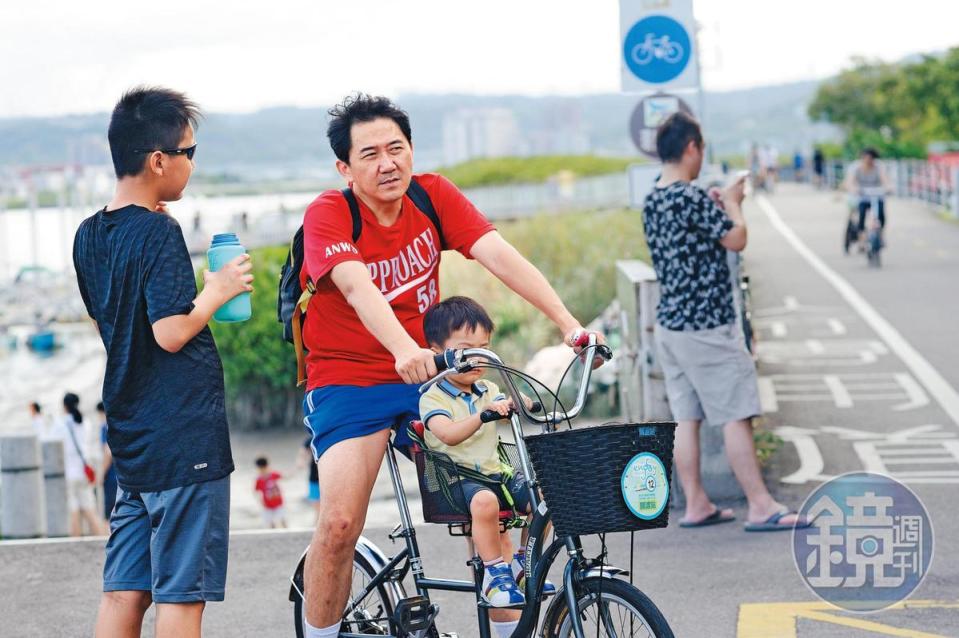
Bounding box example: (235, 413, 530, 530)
(341, 188, 363, 243)
(291, 282, 314, 388)
(407, 177, 446, 249)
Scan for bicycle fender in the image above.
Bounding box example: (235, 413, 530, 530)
(288, 537, 400, 602)
(289, 545, 310, 602)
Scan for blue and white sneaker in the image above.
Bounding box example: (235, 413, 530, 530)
(512, 551, 556, 595)
(483, 562, 525, 607)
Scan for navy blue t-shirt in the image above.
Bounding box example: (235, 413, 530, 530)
(73, 205, 233, 492)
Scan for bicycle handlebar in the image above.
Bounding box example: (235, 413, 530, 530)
(423, 333, 612, 425)
(479, 401, 543, 423)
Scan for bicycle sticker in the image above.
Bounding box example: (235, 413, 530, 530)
(621, 452, 668, 520)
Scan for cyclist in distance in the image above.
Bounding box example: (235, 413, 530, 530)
(843, 147, 892, 249)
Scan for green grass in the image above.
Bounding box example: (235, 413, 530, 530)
(435, 155, 636, 189)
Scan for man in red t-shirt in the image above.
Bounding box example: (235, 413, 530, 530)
(254, 457, 286, 529)
(299, 94, 603, 638)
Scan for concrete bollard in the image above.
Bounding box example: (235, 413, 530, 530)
(0, 435, 47, 538)
(41, 440, 69, 537)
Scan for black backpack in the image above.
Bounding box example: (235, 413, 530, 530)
(277, 177, 445, 386)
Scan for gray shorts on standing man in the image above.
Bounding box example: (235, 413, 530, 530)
(655, 322, 761, 426)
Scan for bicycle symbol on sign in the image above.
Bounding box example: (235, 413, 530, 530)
(631, 33, 684, 66)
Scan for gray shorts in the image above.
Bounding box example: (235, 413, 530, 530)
(654, 323, 761, 426)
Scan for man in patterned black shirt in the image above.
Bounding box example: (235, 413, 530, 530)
(643, 112, 808, 532)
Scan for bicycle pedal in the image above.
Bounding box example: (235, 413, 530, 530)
(392, 596, 438, 634)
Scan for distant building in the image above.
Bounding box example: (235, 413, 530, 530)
(442, 108, 521, 165)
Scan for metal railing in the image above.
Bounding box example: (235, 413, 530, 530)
(817, 159, 959, 218)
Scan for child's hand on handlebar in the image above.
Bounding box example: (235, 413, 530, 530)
(507, 395, 535, 412)
(486, 399, 513, 418)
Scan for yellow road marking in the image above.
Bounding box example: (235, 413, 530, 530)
(737, 600, 958, 638)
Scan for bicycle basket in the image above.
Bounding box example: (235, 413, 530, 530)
(524, 422, 676, 536)
(411, 442, 524, 524)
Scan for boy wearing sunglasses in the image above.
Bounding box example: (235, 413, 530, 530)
(73, 86, 252, 638)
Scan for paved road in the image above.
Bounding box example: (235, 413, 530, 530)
(2, 184, 958, 637)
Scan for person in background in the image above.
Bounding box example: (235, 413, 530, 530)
(254, 456, 287, 529)
(812, 146, 825, 188)
(29, 401, 50, 439)
(97, 401, 118, 519)
(842, 147, 893, 246)
(643, 112, 810, 533)
(54, 393, 107, 537)
(793, 150, 805, 182)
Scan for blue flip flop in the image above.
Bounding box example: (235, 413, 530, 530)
(744, 509, 811, 532)
(679, 508, 736, 528)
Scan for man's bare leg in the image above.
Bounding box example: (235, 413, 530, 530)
(95, 590, 152, 638)
(155, 602, 205, 638)
(674, 420, 733, 523)
(305, 429, 391, 628)
(723, 419, 800, 525)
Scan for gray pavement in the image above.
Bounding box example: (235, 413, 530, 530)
(2, 184, 959, 637)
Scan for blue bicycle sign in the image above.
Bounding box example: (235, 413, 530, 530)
(623, 15, 692, 84)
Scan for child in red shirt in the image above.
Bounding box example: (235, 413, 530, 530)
(254, 457, 286, 528)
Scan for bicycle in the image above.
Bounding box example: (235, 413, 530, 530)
(858, 186, 886, 268)
(289, 336, 677, 638)
(631, 34, 683, 65)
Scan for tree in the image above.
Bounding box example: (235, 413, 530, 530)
(205, 245, 303, 431)
(808, 48, 959, 158)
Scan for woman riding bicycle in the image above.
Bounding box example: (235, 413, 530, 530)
(843, 147, 892, 247)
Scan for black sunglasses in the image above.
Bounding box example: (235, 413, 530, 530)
(134, 144, 197, 161)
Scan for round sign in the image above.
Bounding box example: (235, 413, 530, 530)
(623, 15, 692, 84)
(792, 472, 934, 612)
(629, 93, 694, 158)
(621, 452, 669, 520)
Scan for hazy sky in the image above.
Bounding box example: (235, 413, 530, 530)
(1, 0, 956, 118)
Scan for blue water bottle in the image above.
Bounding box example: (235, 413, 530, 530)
(207, 233, 252, 323)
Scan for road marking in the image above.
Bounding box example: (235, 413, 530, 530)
(775, 424, 959, 485)
(758, 376, 779, 412)
(775, 425, 831, 484)
(737, 600, 959, 638)
(828, 318, 847, 335)
(758, 195, 959, 430)
(760, 373, 928, 411)
(823, 375, 853, 408)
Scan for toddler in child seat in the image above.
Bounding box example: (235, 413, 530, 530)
(418, 296, 554, 632)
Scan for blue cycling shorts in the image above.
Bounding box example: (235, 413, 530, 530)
(303, 383, 420, 461)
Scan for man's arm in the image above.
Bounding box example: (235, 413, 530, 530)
(329, 261, 436, 384)
(719, 177, 748, 252)
(469, 232, 581, 338)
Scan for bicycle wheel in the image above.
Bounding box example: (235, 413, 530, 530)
(293, 549, 396, 637)
(542, 577, 674, 638)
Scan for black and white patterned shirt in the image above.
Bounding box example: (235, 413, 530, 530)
(642, 181, 735, 331)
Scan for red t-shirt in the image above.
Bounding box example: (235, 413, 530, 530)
(255, 471, 284, 509)
(302, 173, 495, 389)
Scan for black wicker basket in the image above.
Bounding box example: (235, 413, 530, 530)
(524, 422, 676, 536)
